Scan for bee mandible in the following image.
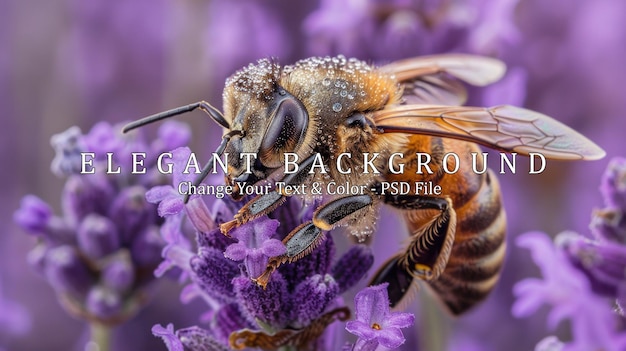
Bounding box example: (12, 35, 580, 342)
(123, 54, 604, 315)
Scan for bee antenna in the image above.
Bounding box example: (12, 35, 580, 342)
(183, 130, 243, 204)
(122, 101, 230, 133)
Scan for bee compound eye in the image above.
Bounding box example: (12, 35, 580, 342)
(259, 97, 309, 167)
(345, 113, 373, 129)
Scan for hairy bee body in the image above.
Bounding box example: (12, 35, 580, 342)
(125, 54, 603, 317)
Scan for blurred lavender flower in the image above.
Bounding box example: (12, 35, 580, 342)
(512, 158, 626, 350)
(14, 120, 189, 348)
(304, 0, 522, 61)
(148, 150, 379, 350)
(345, 283, 415, 351)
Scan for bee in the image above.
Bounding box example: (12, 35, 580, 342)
(123, 54, 604, 315)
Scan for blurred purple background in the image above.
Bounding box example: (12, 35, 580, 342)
(2, 0, 624, 350)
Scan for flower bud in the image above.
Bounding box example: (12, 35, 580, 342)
(44, 245, 94, 297)
(77, 214, 121, 259)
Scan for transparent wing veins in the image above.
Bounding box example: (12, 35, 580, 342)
(373, 105, 605, 160)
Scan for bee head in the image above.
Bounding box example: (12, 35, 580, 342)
(222, 59, 310, 187)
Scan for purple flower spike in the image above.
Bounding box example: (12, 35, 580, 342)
(152, 323, 184, 351)
(224, 217, 285, 279)
(291, 274, 339, 328)
(190, 247, 239, 303)
(77, 214, 121, 260)
(233, 274, 289, 328)
(280, 233, 335, 291)
(346, 283, 415, 350)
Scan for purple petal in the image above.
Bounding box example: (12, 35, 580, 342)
(145, 185, 176, 204)
(251, 217, 280, 242)
(353, 283, 390, 324)
(345, 320, 377, 340)
(176, 326, 228, 351)
(152, 323, 184, 351)
(376, 327, 406, 349)
(185, 197, 215, 233)
(157, 197, 184, 217)
(511, 279, 548, 317)
(224, 242, 248, 261)
(244, 249, 268, 279)
(261, 238, 287, 257)
(170, 147, 197, 185)
(534, 336, 564, 351)
(384, 312, 415, 329)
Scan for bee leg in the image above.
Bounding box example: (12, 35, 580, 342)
(368, 254, 416, 308)
(220, 155, 316, 234)
(371, 192, 456, 306)
(255, 194, 373, 287)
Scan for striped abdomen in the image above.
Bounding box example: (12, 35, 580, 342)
(376, 136, 507, 315)
(425, 167, 506, 315)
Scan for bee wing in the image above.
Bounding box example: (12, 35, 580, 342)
(373, 105, 605, 160)
(381, 54, 506, 105)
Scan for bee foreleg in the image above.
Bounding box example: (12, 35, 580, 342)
(254, 194, 373, 287)
(220, 154, 317, 234)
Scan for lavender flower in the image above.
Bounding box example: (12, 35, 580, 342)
(346, 283, 415, 351)
(224, 217, 286, 280)
(14, 120, 189, 347)
(512, 158, 626, 350)
(147, 150, 375, 350)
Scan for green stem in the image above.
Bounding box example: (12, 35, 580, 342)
(419, 292, 449, 351)
(88, 323, 111, 351)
